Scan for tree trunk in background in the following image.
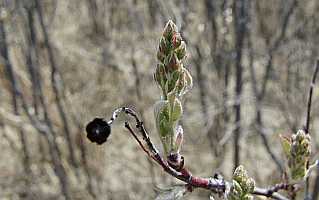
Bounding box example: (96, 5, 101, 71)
(24, 2, 47, 175)
(194, 46, 208, 127)
(247, 37, 284, 174)
(1, 18, 70, 200)
(131, 52, 156, 187)
(34, 0, 78, 171)
(205, 0, 219, 75)
(233, 0, 246, 170)
(0, 19, 31, 178)
(246, 0, 298, 174)
(86, 0, 101, 35)
(147, 0, 158, 27)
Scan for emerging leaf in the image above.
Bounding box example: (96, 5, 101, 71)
(280, 134, 291, 157)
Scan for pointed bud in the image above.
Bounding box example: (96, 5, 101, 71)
(288, 129, 312, 180)
(184, 68, 193, 90)
(229, 165, 255, 200)
(242, 178, 255, 194)
(233, 165, 248, 184)
(175, 72, 186, 95)
(174, 126, 184, 153)
(154, 63, 166, 86)
(175, 68, 193, 96)
(159, 37, 169, 55)
(172, 32, 182, 48)
(230, 180, 243, 198)
(166, 53, 181, 72)
(168, 94, 183, 122)
(157, 50, 166, 63)
(163, 20, 178, 40)
(175, 41, 187, 60)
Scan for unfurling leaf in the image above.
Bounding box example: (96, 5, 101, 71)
(280, 134, 291, 157)
(154, 100, 173, 153)
(169, 97, 183, 122)
(284, 129, 312, 180)
(174, 126, 183, 153)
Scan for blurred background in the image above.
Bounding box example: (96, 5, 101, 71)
(0, 0, 319, 199)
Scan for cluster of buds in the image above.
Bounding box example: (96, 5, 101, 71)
(153, 20, 192, 162)
(228, 165, 255, 200)
(154, 20, 192, 99)
(281, 129, 311, 180)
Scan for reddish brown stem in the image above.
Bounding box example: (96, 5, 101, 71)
(118, 107, 291, 199)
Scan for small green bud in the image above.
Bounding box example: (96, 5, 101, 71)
(229, 165, 255, 200)
(183, 68, 193, 94)
(175, 41, 187, 60)
(228, 180, 243, 200)
(174, 68, 192, 97)
(287, 129, 312, 180)
(157, 50, 166, 63)
(163, 20, 177, 40)
(166, 53, 181, 72)
(243, 178, 255, 194)
(154, 63, 167, 89)
(233, 165, 248, 184)
(172, 32, 182, 48)
(232, 180, 243, 195)
(166, 70, 181, 93)
(174, 126, 183, 153)
(159, 37, 170, 56)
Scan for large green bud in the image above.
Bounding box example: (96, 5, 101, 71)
(154, 20, 191, 99)
(228, 165, 255, 200)
(281, 129, 311, 180)
(153, 20, 192, 156)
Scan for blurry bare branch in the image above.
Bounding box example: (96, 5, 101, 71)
(0, 18, 31, 176)
(305, 60, 319, 199)
(232, 0, 247, 170)
(1, 16, 71, 200)
(34, 0, 78, 171)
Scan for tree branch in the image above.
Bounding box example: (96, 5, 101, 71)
(305, 60, 319, 133)
(106, 107, 292, 200)
(305, 59, 319, 199)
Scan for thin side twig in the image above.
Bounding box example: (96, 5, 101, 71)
(305, 59, 319, 199)
(305, 60, 319, 133)
(110, 107, 292, 200)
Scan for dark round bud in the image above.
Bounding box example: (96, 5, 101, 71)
(86, 118, 111, 145)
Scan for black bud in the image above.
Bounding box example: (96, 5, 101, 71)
(86, 118, 111, 145)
